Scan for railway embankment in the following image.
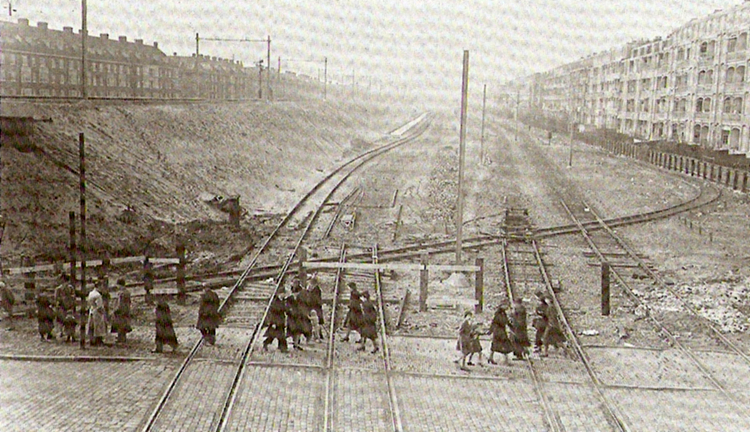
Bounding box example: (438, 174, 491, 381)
(0, 98, 415, 264)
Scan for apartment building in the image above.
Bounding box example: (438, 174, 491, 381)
(508, 1, 750, 155)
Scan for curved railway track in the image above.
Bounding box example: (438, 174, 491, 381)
(140, 114, 430, 432)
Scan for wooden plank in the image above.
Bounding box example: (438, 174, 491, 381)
(303, 261, 480, 272)
(3, 255, 180, 275)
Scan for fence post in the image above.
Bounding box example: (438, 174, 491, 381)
(474, 257, 484, 314)
(22, 255, 35, 317)
(143, 256, 154, 305)
(419, 252, 428, 312)
(298, 247, 308, 288)
(176, 241, 186, 304)
(601, 262, 610, 316)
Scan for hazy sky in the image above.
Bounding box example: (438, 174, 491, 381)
(6, 0, 741, 106)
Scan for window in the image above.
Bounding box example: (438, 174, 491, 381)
(728, 37, 737, 53)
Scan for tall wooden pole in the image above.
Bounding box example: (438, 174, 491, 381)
(480, 83, 487, 163)
(266, 35, 272, 101)
(324, 57, 328, 100)
(455, 50, 469, 264)
(79, 133, 87, 348)
(81, 0, 87, 99)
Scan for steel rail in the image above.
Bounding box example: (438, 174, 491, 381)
(372, 244, 403, 432)
(501, 239, 565, 432)
(142, 113, 430, 432)
(531, 239, 631, 432)
(565, 201, 750, 417)
(585, 204, 750, 367)
(323, 245, 347, 432)
(216, 117, 430, 432)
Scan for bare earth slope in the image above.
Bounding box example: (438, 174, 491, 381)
(0, 99, 411, 261)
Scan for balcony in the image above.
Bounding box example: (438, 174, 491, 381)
(695, 112, 711, 121)
(721, 113, 743, 123)
(696, 83, 714, 94)
(726, 50, 747, 62)
(696, 55, 716, 68)
(723, 81, 747, 93)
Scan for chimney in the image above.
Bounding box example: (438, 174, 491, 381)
(100, 33, 109, 40)
(63, 26, 73, 33)
(119, 36, 127, 42)
(37, 22, 48, 30)
(18, 18, 29, 26)
(135, 39, 143, 45)
(153, 41, 158, 49)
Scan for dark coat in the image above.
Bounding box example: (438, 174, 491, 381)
(111, 289, 133, 334)
(285, 294, 312, 338)
(489, 309, 513, 354)
(344, 289, 362, 331)
(155, 302, 178, 345)
(509, 304, 531, 347)
(1, 284, 15, 313)
(36, 295, 55, 335)
(358, 299, 378, 340)
(264, 295, 287, 340)
(196, 289, 221, 331)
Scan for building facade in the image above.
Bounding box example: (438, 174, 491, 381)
(0, 18, 257, 100)
(506, 2, 750, 156)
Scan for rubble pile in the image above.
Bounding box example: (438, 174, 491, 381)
(678, 276, 750, 333)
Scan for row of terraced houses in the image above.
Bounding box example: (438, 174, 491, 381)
(504, 2, 750, 156)
(0, 18, 264, 100)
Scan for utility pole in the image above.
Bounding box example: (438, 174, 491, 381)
(257, 60, 263, 99)
(514, 89, 520, 143)
(456, 50, 469, 264)
(81, 0, 87, 99)
(480, 83, 487, 163)
(266, 35, 271, 101)
(195, 32, 199, 57)
(324, 57, 328, 100)
(78, 133, 87, 348)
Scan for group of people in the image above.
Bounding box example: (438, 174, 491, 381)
(341, 282, 379, 354)
(262, 276, 325, 352)
(456, 290, 566, 369)
(30, 277, 134, 346)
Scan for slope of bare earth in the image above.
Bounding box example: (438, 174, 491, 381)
(0, 98, 416, 264)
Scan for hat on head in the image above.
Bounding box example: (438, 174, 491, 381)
(464, 310, 473, 318)
(347, 282, 357, 289)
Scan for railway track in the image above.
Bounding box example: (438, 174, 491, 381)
(561, 199, 750, 415)
(500, 203, 629, 432)
(140, 114, 430, 432)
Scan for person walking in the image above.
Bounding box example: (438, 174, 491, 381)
(532, 290, 549, 354)
(488, 303, 513, 365)
(341, 282, 362, 342)
(196, 286, 221, 346)
(306, 276, 325, 339)
(455, 311, 482, 369)
(286, 284, 312, 350)
(262, 289, 289, 353)
(37, 294, 55, 341)
(87, 286, 107, 346)
(153, 299, 179, 353)
(541, 295, 566, 357)
(509, 298, 530, 360)
(110, 278, 132, 344)
(357, 291, 379, 354)
(0, 281, 15, 330)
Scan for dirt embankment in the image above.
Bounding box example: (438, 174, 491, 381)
(0, 98, 413, 264)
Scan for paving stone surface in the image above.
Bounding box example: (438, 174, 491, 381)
(607, 386, 750, 432)
(332, 368, 392, 432)
(0, 359, 179, 432)
(394, 374, 548, 432)
(223, 365, 324, 432)
(586, 347, 714, 389)
(542, 381, 620, 431)
(149, 359, 237, 432)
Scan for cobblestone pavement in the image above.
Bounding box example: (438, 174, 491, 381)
(223, 365, 324, 432)
(394, 373, 548, 431)
(0, 359, 179, 432)
(333, 368, 392, 432)
(606, 387, 750, 431)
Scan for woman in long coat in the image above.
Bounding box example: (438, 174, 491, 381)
(488, 304, 513, 365)
(87, 287, 107, 346)
(196, 287, 221, 345)
(455, 311, 482, 368)
(110, 279, 132, 344)
(541, 296, 566, 357)
(263, 290, 288, 352)
(509, 298, 531, 360)
(153, 299, 179, 353)
(356, 292, 379, 354)
(37, 294, 55, 340)
(342, 282, 362, 342)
